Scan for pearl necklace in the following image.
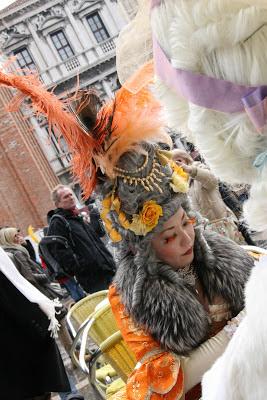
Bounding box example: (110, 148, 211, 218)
(177, 264, 197, 286)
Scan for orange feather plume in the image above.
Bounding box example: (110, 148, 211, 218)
(0, 70, 98, 197)
(93, 86, 172, 177)
(0, 65, 171, 197)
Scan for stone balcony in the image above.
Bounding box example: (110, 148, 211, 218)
(40, 36, 117, 89)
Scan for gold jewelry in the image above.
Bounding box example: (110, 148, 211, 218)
(115, 155, 165, 193)
(114, 154, 149, 174)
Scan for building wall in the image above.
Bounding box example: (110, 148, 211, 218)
(0, 86, 59, 233)
(0, 0, 128, 230)
(0, 0, 126, 181)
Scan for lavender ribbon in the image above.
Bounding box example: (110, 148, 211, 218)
(150, 0, 162, 9)
(242, 87, 267, 131)
(153, 36, 267, 132)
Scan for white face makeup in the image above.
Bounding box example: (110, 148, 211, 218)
(151, 207, 195, 270)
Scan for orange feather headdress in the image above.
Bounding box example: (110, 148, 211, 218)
(0, 65, 171, 197)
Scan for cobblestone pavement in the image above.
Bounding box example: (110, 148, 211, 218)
(51, 336, 99, 400)
(51, 296, 99, 400)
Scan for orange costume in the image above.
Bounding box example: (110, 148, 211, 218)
(109, 285, 202, 400)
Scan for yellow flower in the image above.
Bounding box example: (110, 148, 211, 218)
(101, 196, 122, 242)
(129, 200, 163, 236)
(170, 160, 189, 180)
(141, 200, 163, 228)
(170, 172, 189, 193)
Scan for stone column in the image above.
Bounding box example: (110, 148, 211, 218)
(102, 78, 114, 98)
(64, 2, 88, 50)
(26, 19, 49, 68)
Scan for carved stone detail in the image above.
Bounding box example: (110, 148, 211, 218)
(68, 0, 103, 13)
(31, 6, 66, 31)
(0, 24, 30, 49)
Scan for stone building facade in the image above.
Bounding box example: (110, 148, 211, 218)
(0, 0, 128, 230)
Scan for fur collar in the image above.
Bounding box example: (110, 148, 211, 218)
(114, 231, 254, 355)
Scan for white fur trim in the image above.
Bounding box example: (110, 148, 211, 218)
(151, 1, 267, 229)
(202, 256, 267, 399)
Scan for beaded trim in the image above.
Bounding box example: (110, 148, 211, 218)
(114, 154, 148, 174)
(115, 155, 165, 193)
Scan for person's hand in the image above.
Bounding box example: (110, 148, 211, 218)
(179, 163, 193, 174)
(223, 309, 246, 338)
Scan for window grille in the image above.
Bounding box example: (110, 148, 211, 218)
(51, 30, 74, 61)
(86, 12, 110, 43)
(14, 47, 36, 72)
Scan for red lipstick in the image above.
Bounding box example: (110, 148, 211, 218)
(183, 247, 193, 256)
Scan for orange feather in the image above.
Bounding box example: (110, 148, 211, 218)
(0, 66, 171, 197)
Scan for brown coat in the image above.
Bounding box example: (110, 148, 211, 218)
(6, 248, 56, 299)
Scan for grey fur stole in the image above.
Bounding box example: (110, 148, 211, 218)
(113, 231, 254, 355)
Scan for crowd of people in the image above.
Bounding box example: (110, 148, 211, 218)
(0, 178, 120, 399)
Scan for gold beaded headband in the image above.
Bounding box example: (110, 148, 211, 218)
(114, 153, 165, 193)
(101, 150, 190, 241)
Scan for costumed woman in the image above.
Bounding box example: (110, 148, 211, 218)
(0, 247, 70, 400)
(0, 65, 254, 399)
(99, 133, 253, 399)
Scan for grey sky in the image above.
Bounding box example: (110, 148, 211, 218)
(0, 0, 15, 11)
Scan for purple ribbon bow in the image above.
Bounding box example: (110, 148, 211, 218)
(153, 36, 267, 132)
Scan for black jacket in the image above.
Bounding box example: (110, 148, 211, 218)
(48, 208, 116, 292)
(0, 271, 70, 399)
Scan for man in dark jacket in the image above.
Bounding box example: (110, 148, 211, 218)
(48, 185, 116, 293)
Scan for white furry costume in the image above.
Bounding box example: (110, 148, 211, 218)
(149, 1, 267, 231)
(202, 256, 267, 400)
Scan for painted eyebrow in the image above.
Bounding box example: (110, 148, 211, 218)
(161, 211, 186, 234)
(161, 226, 175, 234)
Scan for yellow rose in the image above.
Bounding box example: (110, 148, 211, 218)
(129, 200, 163, 236)
(170, 172, 189, 193)
(141, 200, 163, 229)
(170, 161, 189, 180)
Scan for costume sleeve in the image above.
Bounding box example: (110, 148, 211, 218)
(90, 208, 106, 237)
(191, 162, 218, 190)
(183, 329, 229, 392)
